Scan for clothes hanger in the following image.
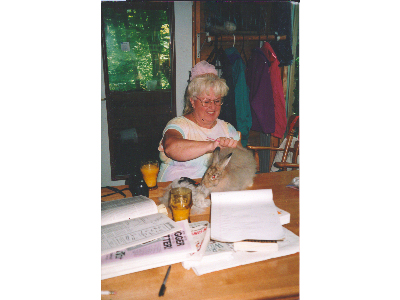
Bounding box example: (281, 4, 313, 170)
(240, 34, 247, 64)
(206, 36, 219, 63)
(212, 36, 226, 66)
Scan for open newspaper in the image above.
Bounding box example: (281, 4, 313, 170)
(101, 196, 180, 256)
(102, 220, 197, 280)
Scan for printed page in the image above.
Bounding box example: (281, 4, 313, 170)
(101, 220, 197, 279)
(101, 213, 179, 256)
(182, 240, 234, 270)
(101, 196, 158, 226)
(211, 189, 285, 242)
(203, 241, 234, 258)
(185, 221, 210, 261)
(102, 220, 195, 267)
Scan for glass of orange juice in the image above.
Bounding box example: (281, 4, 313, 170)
(169, 187, 192, 222)
(140, 160, 159, 190)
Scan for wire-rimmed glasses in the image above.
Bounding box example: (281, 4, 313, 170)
(193, 96, 223, 107)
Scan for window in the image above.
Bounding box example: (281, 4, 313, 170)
(102, 2, 175, 180)
(102, 3, 172, 92)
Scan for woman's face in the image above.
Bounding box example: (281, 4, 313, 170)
(190, 88, 222, 128)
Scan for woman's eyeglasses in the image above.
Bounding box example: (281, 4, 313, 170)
(194, 97, 223, 107)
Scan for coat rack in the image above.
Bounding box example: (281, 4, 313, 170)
(206, 34, 286, 43)
(197, 33, 286, 59)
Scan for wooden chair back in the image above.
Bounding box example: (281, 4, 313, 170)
(247, 115, 299, 172)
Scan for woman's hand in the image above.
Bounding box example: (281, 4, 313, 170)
(213, 137, 238, 149)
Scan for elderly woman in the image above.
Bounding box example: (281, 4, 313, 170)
(157, 61, 241, 182)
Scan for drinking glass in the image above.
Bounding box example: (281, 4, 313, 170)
(169, 187, 192, 221)
(140, 160, 159, 190)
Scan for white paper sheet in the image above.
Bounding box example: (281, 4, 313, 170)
(210, 189, 285, 242)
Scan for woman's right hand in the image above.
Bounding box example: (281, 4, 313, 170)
(212, 137, 238, 149)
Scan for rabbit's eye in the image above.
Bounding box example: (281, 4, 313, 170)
(212, 175, 216, 179)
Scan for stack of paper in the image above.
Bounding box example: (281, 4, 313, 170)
(277, 207, 290, 225)
(211, 189, 285, 242)
(233, 240, 279, 252)
(191, 227, 299, 276)
(181, 189, 299, 276)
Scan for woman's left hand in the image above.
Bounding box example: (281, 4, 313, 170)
(216, 137, 238, 148)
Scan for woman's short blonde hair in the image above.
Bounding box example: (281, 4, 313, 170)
(183, 73, 229, 115)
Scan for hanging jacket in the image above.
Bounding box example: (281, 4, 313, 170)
(209, 47, 237, 128)
(261, 42, 287, 139)
(269, 1, 293, 66)
(246, 48, 275, 135)
(225, 47, 252, 147)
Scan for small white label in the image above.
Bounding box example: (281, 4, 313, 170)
(121, 42, 130, 52)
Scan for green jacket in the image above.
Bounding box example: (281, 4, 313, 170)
(225, 47, 252, 146)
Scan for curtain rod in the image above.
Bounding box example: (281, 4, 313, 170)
(207, 34, 286, 43)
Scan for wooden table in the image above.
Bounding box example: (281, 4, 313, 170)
(101, 170, 299, 300)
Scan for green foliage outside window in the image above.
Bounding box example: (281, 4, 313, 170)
(102, 7, 171, 92)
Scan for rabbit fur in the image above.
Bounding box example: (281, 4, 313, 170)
(159, 146, 257, 213)
(159, 177, 211, 214)
(201, 146, 257, 193)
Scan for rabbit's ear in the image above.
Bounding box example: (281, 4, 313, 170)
(212, 147, 221, 164)
(218, 152, 233, 170)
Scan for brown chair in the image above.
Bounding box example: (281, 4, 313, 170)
(247, 115, 299, 172)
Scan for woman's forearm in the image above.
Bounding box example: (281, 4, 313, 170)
(163, 136, 215, 162)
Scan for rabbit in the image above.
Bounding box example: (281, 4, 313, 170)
(159, 177, 211, 214)
(201, 146, 257, 193)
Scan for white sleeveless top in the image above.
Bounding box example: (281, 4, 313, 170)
(157, 116, 240, 182)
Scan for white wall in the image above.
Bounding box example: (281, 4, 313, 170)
(174, 1, 193, 116)
(101, 2, 193, 187)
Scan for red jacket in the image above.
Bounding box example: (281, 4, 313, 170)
(261, 43, 287, 138)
